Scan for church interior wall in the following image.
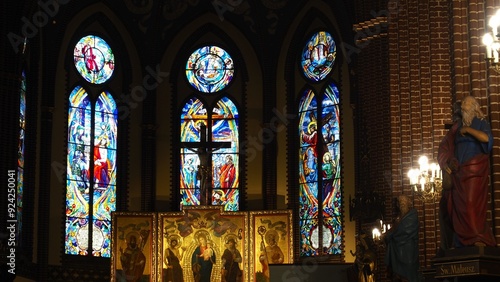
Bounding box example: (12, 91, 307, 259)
(0, 0, 374, 280)
(7, 0, 500, 281)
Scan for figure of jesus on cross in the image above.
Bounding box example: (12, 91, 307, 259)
(181, 122, 231, 205)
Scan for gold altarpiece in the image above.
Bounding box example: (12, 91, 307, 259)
(111, 206, 293, 282)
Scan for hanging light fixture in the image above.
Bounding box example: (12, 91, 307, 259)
(407, 156, 442, 201)
(483, 9, 500, 70)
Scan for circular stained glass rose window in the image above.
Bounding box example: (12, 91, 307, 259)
(74, 35, 115, 84)
(301, 31, 336, 82)
(186, 46, 234, 93)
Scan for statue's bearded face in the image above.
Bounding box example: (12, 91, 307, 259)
(461, 100, 475, 127)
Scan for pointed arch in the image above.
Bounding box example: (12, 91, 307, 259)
(162, 16, 254, 212)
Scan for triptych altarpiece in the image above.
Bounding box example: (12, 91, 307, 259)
(111, 206, 293, 282)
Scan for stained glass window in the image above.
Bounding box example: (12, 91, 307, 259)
(180, 97, 239, 211)
(186, 46, 234, 93)
(74, 35, 115, 84)
(65, 86, 117, 257)
(298, 83, 341, 256)
(17, 70, 26, 237)
(301, 31, 336, 82)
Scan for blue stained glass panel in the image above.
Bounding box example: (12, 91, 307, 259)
(322, 178, 341, 215)
(67, 144, 91, 183)
(92, 219, 111, 257)
(300, 219, 319, 256)
(298, 83, 343, 257)
(17, 70, 26, 236)
(19, 70, 26, 120)
(299, 183, 318, 220)
(180, 97, 239, 211)
(180, 188, 200, 207)
(66, 88, 117, 258)
(93, 92, 118, 189)
(92, 93, 117, 258)
(322, 218, 342, 255)
(324, 83, 340, 104)
(301, 31, 336, 81)
(93, 183, 116, 221)
(16, 168, 23, 237)
(213, 153, 238, 188)
(66, 86, 91, 237)
(212, 188, 239, 211)
(18, 73, 26, 168)
(180, 99, 207, 208)
(212, 96, 239, 147)
(65, 217, 89, 256)
(213, 96, 239, 119)
(18, 129, 25, 168)
(211, 97, 239, 211)
(299, 90, 318, 185)
(181, 98, 207, 120)
(186, 46, 234, 93)
(322, 83, 341, 255)
(180, 153, 199, 189)
(74, 35, 115, 84)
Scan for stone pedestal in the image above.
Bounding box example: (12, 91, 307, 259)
(424, 246, 500, 281)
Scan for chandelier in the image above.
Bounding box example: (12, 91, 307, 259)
(407, 156, 442, 200)
(372, 219, 390, 241)
(483, 9, 500, 70)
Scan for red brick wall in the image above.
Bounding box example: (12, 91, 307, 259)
(388, 0, 452, 268)
(485, 0, 500, 249)
(355, 0, 500, 279)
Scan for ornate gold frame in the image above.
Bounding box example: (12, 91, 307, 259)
(249, 210, 294, 282)
(157, 206, 249, 282)
(110, 208, 293, 281)
(111, 212, 157, 282)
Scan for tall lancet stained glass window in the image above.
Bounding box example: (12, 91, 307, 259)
(17, 70, 26, 238)
(66, 87, 117, 257)
(180, 97, 240, 211)
(66, 35, 116, 257)
(298, 83, 341, 256)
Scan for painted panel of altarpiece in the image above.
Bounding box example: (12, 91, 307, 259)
(250, 210, 294, 282)
(158, 206, 249, 282)
(111, 212, 157, 282)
